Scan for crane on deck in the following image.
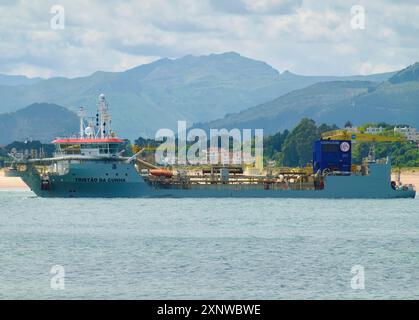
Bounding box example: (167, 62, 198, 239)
(321, 129, 407, 143)
(320, 129, 408, 179)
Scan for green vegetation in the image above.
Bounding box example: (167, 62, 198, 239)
(263, 130, 289, 162)
(352, 142, 419, 167)
(264, 119, 419, 168)
(350, 122, 419, 167)
(263, 119, 338, 167)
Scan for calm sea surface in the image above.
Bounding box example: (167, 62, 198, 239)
(0, 191, 418, 299)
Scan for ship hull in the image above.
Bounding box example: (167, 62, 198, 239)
(8, 161, 416, 199)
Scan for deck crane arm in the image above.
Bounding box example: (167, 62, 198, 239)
(321, 129, 407, 142)
(321, 129, 408, 164)
(126, 146, 159, 169)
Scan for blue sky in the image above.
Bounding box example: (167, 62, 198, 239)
(0, 0, 418, 78)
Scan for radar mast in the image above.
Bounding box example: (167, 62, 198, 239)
(97, 93, 112, 139)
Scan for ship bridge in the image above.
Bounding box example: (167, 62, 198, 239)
(52, 94, 125, 158)
(52, 138, 124, 157)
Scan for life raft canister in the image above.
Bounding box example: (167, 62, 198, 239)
(149, 169, 173, 178)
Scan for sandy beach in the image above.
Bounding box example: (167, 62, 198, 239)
(392, 169, 419, 189)
(0, 169, 29, 191)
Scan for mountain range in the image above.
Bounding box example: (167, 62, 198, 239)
(0, 103, 78, 145)
(0, 52, 398, 142)
(0, 74, 42, 86)
(197, 62, 419, 134)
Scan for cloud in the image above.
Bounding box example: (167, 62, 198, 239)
(209, 0, 249, 14)
(242, 0, 303, 14)
(0, 0, 418, 78)
(209, 0, 302, 15)
(3, 63, 53, 78)
(358, 62, 404, 76)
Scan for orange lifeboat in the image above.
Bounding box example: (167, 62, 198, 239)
(149, 169, 173, 178)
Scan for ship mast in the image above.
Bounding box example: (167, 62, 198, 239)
(97, 93, 111, 139)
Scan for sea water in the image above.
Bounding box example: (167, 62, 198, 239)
(0, 191, 418, 299)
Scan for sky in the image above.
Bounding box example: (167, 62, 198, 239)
(0, 0, 418, 78)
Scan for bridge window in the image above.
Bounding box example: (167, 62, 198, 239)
(109, 143, 120, 154)
(58, 144, 81, 155)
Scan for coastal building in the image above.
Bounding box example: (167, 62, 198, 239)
(365, 126, 385, 135)
(345, 126, 359, 133)
(205, 147, 239, 164)
(394, 126, 419, 142)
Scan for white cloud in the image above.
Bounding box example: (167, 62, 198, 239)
(4, 63, 54, 78)
(242, 0, 301, 14)
(0, 0, 418, 78)
(358, 62, 403, 76)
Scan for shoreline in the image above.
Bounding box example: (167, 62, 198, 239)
(0, 169, 30, 191)
(391, 168, 419, 189)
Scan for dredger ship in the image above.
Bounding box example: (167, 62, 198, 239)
(5, 94, 416, 199)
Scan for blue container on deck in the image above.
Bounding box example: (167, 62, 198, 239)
(313, 140, 352, 174)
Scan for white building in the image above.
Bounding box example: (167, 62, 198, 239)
(394, 126, 419, 142)
(365, 126, 385, 134)
(344, 126, 359, 133)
